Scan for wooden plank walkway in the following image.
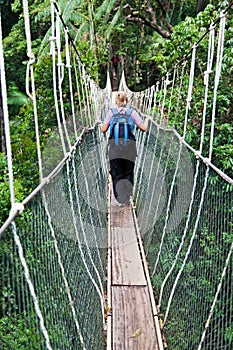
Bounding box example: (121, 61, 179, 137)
(109, 195, 162, 350)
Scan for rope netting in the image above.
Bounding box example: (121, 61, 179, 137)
(0, 130, 109, 349)
(135, 125, 233, 349)
(0, 1, 111, 349)
(0, 1, 233, 350)
(122, 5, 233, 349)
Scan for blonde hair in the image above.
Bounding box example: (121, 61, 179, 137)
(115, 91, 128, 107)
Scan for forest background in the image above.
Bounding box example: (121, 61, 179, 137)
(0, 0, 232, 226)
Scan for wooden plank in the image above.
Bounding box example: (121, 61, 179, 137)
(111, 201, 146, 286)
(110, 191, 161, 349)
(112, 286, 159, 350)
(111, 202, 133, 228)
(112, 225, 146, 286)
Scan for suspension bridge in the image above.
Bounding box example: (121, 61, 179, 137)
(0, 1, 233, 349)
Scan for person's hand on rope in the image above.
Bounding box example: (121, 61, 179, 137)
(96, 119, 104, 129)
(138, 115, 153, 132)
(144, 115, 153, 128)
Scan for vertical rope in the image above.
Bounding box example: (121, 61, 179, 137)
(174, 61, 186, 128)
(56, 11, 72, 150)
(148, 85, 155, 113)
(50, 0, 66, 155)
(183, 43, 197, 138)
(82, 66, 92, 126)
(23, 0, 43, 180)
(158, 77, 165, 124)
(65, 28, 78, 139)
(208, 12, 226, 161)
(199, 23, 215, 154)
(73, 55, 85, 127)
(167, 67, 177, 116)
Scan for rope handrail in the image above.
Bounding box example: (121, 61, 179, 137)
(0, 127, 89, 237)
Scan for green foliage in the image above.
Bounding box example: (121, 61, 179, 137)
(11, 0, 22, 13)
(150, 4, 233, 177)
(0, 313, 41, 350)
(3, 20, 27, 90)
(0, 154, 11, 224)
(152, 5, 218, 72)
(7, 86, 28, 116)
(0, 153, 26, 226)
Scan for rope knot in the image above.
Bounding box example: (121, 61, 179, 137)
(42, 177, 50, 185)
(10, 203, 24, 216)
(203, 157, 210, 164)
(195, 150, 201, 158)
(209, 23, 216, 31)
(57, 61, 64, 67)
(204, 69, 212, 85)
(27, 51, 35, 67)
(49, 35, 56, 42)
(66, 151, 72, 161)
(219, 10, 226, 19)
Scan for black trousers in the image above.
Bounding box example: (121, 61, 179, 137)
(110, 158, 135, 204)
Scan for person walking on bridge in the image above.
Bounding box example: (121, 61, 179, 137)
(101, 91, 150, 206)
(111, 54, 119, 79)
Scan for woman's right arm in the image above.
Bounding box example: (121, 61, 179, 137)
(133, 109, 152, 132)
(100, 110, 112, 132)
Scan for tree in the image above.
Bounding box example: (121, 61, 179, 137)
(123, 0, 174, 38)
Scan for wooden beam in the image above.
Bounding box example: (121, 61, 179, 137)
(112, 286, 159, 349)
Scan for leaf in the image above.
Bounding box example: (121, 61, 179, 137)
(130, 328, 142, 338)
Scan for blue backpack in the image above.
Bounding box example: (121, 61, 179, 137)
(109, 108, 135, 146)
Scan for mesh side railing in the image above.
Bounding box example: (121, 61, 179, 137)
(134, 122, 233, 350)
(0, 129, 108, 350)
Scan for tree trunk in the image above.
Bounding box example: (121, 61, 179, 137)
(197, 0, 209, 13)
